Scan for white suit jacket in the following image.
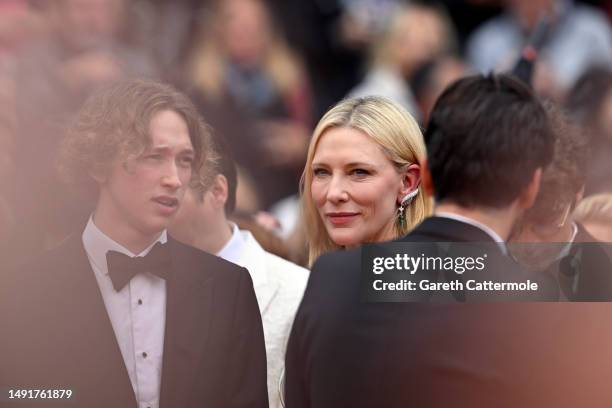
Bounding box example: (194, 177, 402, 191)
(218, 224, 309, 408)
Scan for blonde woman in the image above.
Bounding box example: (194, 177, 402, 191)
(348, 3, 456, 120)
(573, 193, 612, 242)
(187, 0, 312, 208)
(301, 96, 433, 265)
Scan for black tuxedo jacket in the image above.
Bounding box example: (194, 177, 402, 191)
(285, 217, 612, 408)
(545, 222, 612, 301)
(1, 234, 268, 408)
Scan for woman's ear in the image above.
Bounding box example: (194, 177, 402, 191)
(397, 163, 422, 204)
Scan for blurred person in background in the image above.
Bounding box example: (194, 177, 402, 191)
(0, 0, 44, 63)
(566, 66, 612, 195)
(300, 96, 432, 265)
(10, 0, 158, 262)
(348, 2, 457, 120)
(139, 0, 204, 80)
(0, 0, 45, 264)
(411, 55, 469, 124)
(186, 0, 312, 210)
(170, 134, 309, 408)
(0, 88, 16, 261)
(467, 0, 612, 100)
(574, 193, 612, 242)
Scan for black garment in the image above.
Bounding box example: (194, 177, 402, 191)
(285, 216, 612, 408)
(0, 234, 268, 408)
(551, 223, 612, 301)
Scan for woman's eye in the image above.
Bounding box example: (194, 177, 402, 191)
(351, 168, 370, 176)
(313, 168, 329, 177)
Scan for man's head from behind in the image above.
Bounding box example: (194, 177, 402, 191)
(423, 73, 554, 212)
(60, 79, 213, 249)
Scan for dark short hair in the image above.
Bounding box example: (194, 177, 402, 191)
(192, 133, 238, 215)
(424, 73, 554, 208)
(522, 102, 588, 225)
(60, 79, 213, 194)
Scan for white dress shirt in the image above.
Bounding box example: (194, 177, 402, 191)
(82, 217, 167, 408)
(217, 222, 309, 408)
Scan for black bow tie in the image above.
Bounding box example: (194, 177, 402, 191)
(106, 242, 172, 291)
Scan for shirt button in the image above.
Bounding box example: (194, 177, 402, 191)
(138, 299, 143, 305)
(142, 352, 148, 358)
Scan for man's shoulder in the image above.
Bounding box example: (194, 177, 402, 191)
(311, 247, 361, 276)
(262, 250, 309, 284)
(303, 248, 363, 305)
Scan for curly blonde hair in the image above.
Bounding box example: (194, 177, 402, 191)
(59, 79, 215, 195)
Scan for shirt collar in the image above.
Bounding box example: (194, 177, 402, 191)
(216, 222, 245, 264)
(82, 215, 167, 276)
(435, 212, 507, 254)
(557, 222, 579, 259)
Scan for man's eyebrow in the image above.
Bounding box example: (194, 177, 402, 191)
(147, 145, 195, 154)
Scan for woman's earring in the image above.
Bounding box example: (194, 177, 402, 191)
(397, 204, 407, 229)
(397, 189, 419, 229)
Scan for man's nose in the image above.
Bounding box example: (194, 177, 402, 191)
(161, 162, 183, 189)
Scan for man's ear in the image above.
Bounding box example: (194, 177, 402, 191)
(209, 174, 229, 210)
(517, 168, 542, 210)
(420, 158, 435, 198)
(397, 163, 422, 204)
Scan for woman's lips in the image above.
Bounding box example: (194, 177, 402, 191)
(326, 212, 359, 226)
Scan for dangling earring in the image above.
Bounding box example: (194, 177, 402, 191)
(397, 204, 407, 229)
(397, 189, 419, 229)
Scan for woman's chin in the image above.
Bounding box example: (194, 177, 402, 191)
(330, 231, 362, 248)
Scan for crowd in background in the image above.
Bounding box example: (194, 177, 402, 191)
(2, 0, 612, 266)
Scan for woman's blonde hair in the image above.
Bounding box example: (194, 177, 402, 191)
(574, 194, 612, 224)
(301, 96, 433, 265)
(370, 3, 455, 70)
(188, 0, 303, 101)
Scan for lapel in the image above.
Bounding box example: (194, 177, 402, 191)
(159, 237, 215, 408)
(52, 234, 137, 407)
(240, 231, 279, 315)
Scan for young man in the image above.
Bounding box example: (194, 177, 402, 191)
(509, 103, 612, 300)
(170, 138, 309, 408)
(285, 74, 612, 407)
(1, 79, 268, 408)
